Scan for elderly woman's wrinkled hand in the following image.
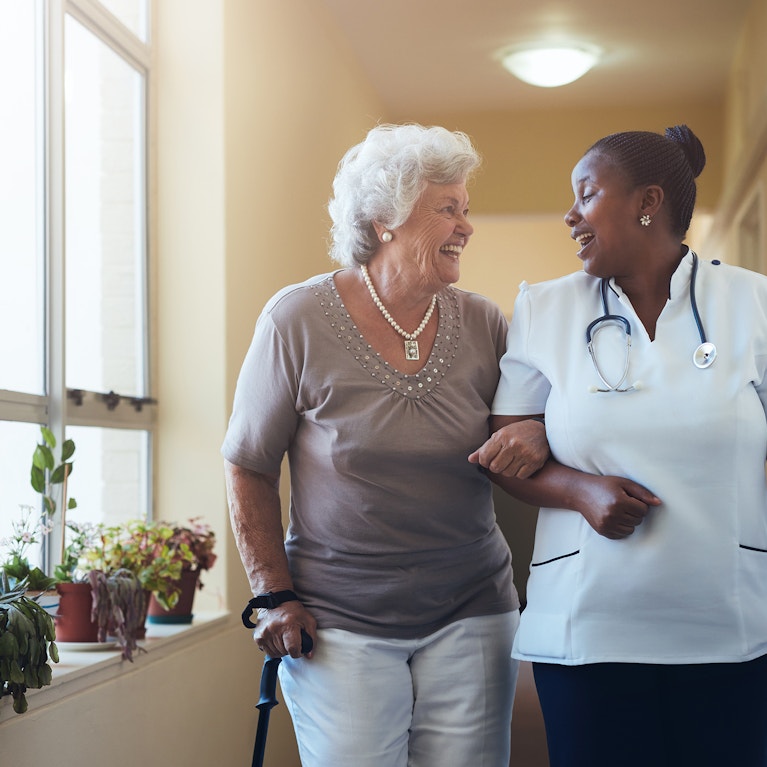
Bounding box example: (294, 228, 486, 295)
(254, 601, 317, 659)
(468, 419, 550, 479)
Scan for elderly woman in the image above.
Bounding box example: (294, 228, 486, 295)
(472, 125, 767, 766)
(222, 123, 548, 767)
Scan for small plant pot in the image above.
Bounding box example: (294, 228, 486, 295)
(147, 568, 200, 625)
(55, 581, 98, 643)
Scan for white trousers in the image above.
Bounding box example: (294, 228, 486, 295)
(279, 611, 520, 767)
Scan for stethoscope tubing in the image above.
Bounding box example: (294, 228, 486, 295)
(586, 252, 714, 393)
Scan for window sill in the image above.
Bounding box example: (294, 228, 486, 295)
(0, 611, 231, 724)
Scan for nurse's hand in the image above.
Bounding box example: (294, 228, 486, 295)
(468, 416, 549, 479)
(576, 475, 662, 540)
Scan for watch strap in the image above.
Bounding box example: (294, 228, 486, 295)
(241, 590, 299, 628)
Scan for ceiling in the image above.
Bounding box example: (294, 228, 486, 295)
(318, 0, 753, 114)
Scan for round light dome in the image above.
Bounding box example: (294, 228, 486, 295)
(501, 45, 601, 88)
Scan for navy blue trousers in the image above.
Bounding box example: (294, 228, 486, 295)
(533, 654, 767, 767)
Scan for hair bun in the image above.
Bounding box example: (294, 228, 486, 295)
(665, 125, 706, 178)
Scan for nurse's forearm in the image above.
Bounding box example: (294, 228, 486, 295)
(488, 459, 590, 512)
(489, 460, 662, 540)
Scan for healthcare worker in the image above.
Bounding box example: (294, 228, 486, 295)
(470, 125, 767, 767)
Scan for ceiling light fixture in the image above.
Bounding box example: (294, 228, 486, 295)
(501, 44, 601, 88)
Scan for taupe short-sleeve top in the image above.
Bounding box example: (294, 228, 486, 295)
(222, 272, 518, 638)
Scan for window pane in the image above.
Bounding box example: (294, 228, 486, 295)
(64, 15, 147, 397)
(98, 0, 149, 43)
(0, 421, 47, 569)
(65, 425, 149, 527)
(0, 1, 44, 394)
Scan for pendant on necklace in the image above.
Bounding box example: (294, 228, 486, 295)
(404, 339, 420, 361)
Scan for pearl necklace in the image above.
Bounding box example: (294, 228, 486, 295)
(360, 264, 437, 361)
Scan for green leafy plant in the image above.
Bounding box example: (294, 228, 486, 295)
(164, 518, 217, 586)
(82, 520, 195, 611)
(3, 430, 81, 590)
(54, 521, 102, 584)
(29, 426, 77, 518)
(0, 505, 56, 592)
(0, 572, 58, 714)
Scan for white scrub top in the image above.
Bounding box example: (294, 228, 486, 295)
(493, 250, 767, 665)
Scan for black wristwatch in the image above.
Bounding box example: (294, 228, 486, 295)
(241, 590, 299, 628)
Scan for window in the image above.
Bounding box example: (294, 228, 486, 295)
(0, 0, 154, 570)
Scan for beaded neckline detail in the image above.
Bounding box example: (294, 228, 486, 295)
(314, 275, 460, 400)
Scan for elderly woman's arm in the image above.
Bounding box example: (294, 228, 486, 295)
(225, 460, 317, 657)
(470, 416, 662, 540)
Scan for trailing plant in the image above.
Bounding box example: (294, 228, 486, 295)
(0, 572, 58, 714)
(88, 569, 146, 662)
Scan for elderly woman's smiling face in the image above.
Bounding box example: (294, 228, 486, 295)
(395, 181, 474, 288)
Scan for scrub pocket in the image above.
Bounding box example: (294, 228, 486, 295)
(738, 544, 767, 645)
(515, 548, 581, 660)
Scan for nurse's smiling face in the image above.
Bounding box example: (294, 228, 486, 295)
(564, 152, 646, 280)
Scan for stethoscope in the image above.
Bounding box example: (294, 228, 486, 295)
(586, 252, 717, 393)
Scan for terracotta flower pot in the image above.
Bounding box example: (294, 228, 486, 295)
(55, 581, 98, 642)
(146, 568, 200, 625)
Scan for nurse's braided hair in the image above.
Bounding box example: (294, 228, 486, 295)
(587, 125, 706, 237)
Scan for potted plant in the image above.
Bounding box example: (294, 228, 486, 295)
(52, 522, 147, 661)
(53, 521, 104, 646)
(4, 427, 79, 614)
(1, 505, 56, 595)
(81, 519, 195, 623)
(146, 518, 217, 624)
(86, 567, 145, 662)
(0, 571, 58, 715)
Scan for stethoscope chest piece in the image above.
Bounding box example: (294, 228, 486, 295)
(693, 341, 717, 369)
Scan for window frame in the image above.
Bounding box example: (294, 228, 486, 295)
(0, 0, 155, 566)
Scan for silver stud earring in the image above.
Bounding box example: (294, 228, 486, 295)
(640, 214, 651, 227)
(381, 231, 393, 242)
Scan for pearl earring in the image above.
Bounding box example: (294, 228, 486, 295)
(640, 214, 652, 227)
(381, 231, 393, 243)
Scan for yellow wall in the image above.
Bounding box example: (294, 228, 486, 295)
(394, 104, 725, 216)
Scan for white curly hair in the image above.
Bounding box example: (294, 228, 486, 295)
(328, 124, 481, 267)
